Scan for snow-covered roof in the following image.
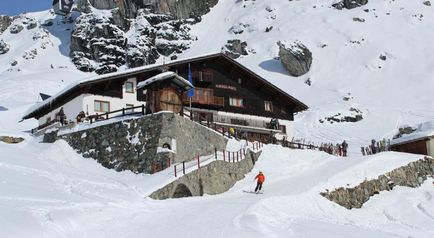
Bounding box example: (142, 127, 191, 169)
(136, 71, 193, 90)
(22, 52, 308, 120)
(391, 121, 434, 146)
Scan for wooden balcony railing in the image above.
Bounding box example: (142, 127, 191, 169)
(183, 95, 224, 107)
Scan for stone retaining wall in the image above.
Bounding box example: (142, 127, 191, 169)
(56, 112, 227, 174)
(321, 157, 434, 209)
(150, 149, 262, 199)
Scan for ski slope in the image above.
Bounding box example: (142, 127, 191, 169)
(1, 139, 433, 237)
(0, 1, 434, 237)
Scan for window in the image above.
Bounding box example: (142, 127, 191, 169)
(237, 78, 242, 85)
(264, 101, 273, 112)
(94, 100, 110, 113)
(229, 97, 244, 107)
(126, 104, 134, 113)
(193, 70, 213, 82)
(279, 125, 287, 134)
(125, 82, 134, 93)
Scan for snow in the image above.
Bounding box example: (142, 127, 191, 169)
(0, 139, 433, 237)
(136, 71, 192, 90)
(0, 0, 434, 237)
(391, 120, 434, 145)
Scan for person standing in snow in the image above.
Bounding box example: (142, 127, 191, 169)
(342, 140, 348, 157)
(371, 139, 377, 154)
(254, 171, 265, 193)
(58, 107, 66, 125)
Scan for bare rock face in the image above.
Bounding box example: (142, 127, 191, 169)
(0, 15, 13, 34)
(80, 0, 218, 19)
(70, 12, 127, 74)
(126, 10, 159, 68)
(0, 40, 10, 54)
(154, 18, 195, 56)
(277, 40, 313, 77)
(71, 0, 216, 74)
(221, 39, 248, 59)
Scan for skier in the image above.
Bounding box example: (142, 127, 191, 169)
(254, 171, 265, 193)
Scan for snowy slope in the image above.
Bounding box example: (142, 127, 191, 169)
(182, 0, 434, 148)
(1, 140, 433, 238)
(1, 1, 434, 237)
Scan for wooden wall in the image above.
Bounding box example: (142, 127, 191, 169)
(391, 139, 428, 155)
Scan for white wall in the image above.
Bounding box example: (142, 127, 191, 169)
(38, 78, 145, 126)
(38, 95, 85, 125)
(83, 78, 144, 116)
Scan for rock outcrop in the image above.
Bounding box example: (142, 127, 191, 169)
(71, 1, 205, 74)
(81, 0, 218, 19)
(0, 136, 24, 144)
(221, 39, 248, 59)
(70, 11, 127, 74)
(321, 157, 434, 209)
(0, 15, 13, 34)
(277, 40, 313, 77)
(332, 0, 368, 10)
(0, 40, 10, 54)
(9, 24, 24, 34)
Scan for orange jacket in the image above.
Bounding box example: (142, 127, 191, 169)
(255, 173, 265, 183)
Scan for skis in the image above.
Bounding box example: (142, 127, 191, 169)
(243, 190, 263, 194)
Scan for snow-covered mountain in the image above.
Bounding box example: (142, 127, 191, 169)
(0, 1, 434, 237)
(1, 0, 433, 148)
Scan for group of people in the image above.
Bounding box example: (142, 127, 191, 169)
(361, 139, 391, 156)
(319, 140, 349, 157)
(55, 108, 90, 126)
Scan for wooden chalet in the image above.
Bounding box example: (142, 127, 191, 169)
(390, 122, 434, 157)
(23, 53, 308, 141)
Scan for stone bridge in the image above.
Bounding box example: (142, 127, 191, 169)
(150, 149, 262, 199)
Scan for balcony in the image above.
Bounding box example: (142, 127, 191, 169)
(183, 88, 224, 108)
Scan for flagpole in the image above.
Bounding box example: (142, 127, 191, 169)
(188, 63, 194, 120)
(189, 97, 192, 120)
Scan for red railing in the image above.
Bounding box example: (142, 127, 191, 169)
(173, 141, 263, 177)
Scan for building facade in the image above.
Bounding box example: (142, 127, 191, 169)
(23, 53, 308, 141)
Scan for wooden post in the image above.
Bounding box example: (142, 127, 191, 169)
(197, 155, 200, 169)
(141, 104, 145, 115)
(106, 113, 109, 120)
(232, 152, 235, 162)
(122, 108, 125, 116)
(182, 161, 186, 175)
(237, 151, 239, 162)
(223, 149, 226, 161)
(167, 157, 171, 168)
(174, 165, 177, 177)
(215, 148, 218, 160)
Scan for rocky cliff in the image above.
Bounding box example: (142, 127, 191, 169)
(81, 0, 218, 19)
(70, 0, 216, 74)
(0, 15, 13, 34)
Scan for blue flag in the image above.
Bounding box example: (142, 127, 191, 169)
(187, 63, 195, 98)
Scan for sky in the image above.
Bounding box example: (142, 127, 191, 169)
(0, 0, 52, 16)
